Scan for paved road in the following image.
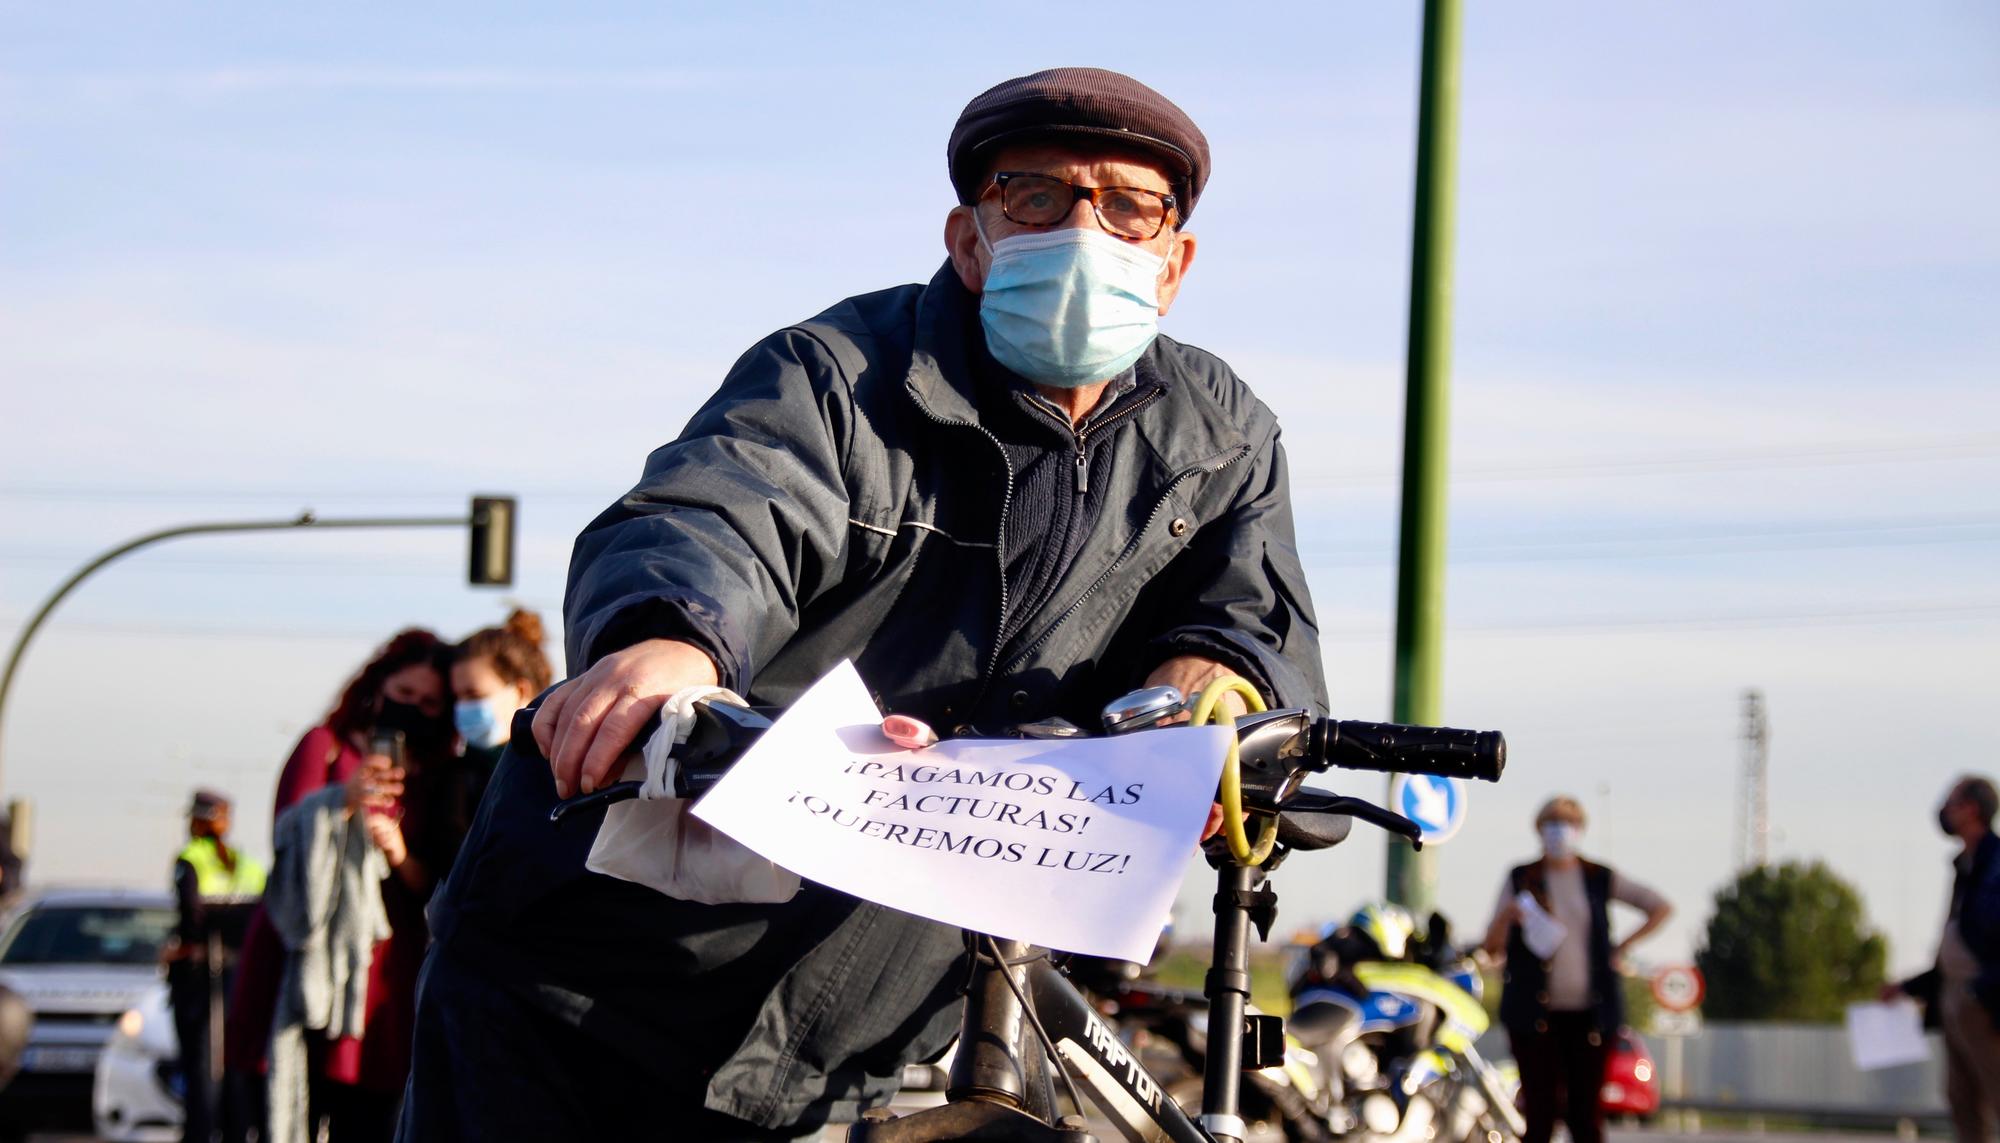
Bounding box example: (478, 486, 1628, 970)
(34, 1121, 1920, 1141)
(1609, 1134, 1909, 1143)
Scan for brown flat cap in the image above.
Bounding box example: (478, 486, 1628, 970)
(948, 67, 1211, 221)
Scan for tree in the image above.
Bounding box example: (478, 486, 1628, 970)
(1696, 860, 1887, 1022)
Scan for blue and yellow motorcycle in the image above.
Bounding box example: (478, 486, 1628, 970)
(1288, 906, 1525, 1143)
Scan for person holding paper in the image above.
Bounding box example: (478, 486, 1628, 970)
(1882, 776, 2000, 1143)
(1480, 796, 1671, 1143)
(399, 67, 1327, 1141)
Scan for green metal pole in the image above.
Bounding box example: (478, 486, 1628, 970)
(0, 511, 470, 794)
(1387, 0, 1462, 914)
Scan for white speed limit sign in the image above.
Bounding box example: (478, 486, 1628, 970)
(1650, 965, 1705, 1013)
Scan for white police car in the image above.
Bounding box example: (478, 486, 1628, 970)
(94, 980, 181, 1142)
(0, 888, 175, 1139)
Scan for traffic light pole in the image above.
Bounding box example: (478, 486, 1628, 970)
(1386, 0, 1463, 914)
(0, 501, 513, 792)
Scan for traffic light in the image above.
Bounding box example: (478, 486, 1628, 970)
(468, 496, 516, 587)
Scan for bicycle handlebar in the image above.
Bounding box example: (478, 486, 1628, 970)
(1309, 718, 1506, 782)
(544, 698, 1506, 831)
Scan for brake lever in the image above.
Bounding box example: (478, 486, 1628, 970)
(1285, 787, 1425, 850)
(549, 780, 643, 824)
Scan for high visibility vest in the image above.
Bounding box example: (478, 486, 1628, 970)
(177, 837, 266, 901)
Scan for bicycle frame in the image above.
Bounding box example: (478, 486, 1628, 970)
(851, 862, 1275, 1143)
(541, 689, 1503, 1143)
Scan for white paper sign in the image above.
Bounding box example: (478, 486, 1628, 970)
(1846, 1000, 1931, 1071)
(691, 660, 1232, 962)
(1515, 891, 1568, 960)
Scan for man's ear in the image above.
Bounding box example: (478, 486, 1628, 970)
(1155, 229, 1197, 315)
(944, 205, 985, 294)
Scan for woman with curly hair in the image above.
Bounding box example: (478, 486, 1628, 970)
(224, 629, 456, 1143)
(449, 608, 554, 803)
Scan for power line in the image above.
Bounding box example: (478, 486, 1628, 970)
(0, 486, 590, 503)
(1303, 512, 2000, 564)
(1437, 599, 2000, 636)
(6, 599, 1990, 645)
(3, 433, 1997, 503)
(5, 512, 1996, 573)
(1296, 432, 2000, 487)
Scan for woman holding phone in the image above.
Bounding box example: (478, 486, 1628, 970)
(225, 628, 456, 1143)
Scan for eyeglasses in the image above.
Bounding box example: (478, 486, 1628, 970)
(986, 172, 1179, 240)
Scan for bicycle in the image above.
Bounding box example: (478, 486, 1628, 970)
(550, 678, 1506, 1143)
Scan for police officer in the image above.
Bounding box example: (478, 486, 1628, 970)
(167, 790, 266, 1143)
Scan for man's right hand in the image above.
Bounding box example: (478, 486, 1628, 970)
(533, 638, 721, 799)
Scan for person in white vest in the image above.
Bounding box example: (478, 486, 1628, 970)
(1480, 795, 1670, 1143)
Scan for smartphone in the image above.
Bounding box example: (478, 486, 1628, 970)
(367, 728, 407, 768)
(363, 729, 407, 819)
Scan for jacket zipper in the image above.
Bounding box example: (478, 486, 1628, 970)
(1070, 386, 1164, 496)
(997, 441, 1252, 678)
(906, 388, 1017, 685)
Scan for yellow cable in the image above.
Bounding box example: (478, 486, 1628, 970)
(1190, 677, 1276, 866)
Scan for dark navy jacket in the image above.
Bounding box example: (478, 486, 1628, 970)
(427, 263, 1327, 1128)
(1499, 859, 1623, 1043)
(1908, 831, 2000, 1024)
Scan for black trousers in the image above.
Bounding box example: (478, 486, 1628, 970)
(169, 967, 216, 1143)
(1507, 1011, 1605, 1143)
(307, 1072, 398, 1143)
(394, 942, 819, 1143)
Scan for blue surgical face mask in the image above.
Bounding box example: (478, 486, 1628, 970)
(977, 222, 1168, 389)
(1540, 822, 1581, 859)
(454, 693, 513, 749)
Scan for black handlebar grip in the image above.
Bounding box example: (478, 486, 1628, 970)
(1311, 719, 1506, 783)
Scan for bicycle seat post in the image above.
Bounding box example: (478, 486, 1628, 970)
(1199, 860, 1268, 1143)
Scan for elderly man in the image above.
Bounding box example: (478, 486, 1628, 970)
(399, 67, 1324, 1141)
(1888, 777, 2000, 1143)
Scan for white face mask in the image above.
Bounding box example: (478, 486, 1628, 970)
(454, 691, 518, 749)
(1540, 821, 1581, 859)
(975, 219, 1168, 388)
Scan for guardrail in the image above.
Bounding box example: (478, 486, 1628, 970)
(1657, 1099, 1944, 1138)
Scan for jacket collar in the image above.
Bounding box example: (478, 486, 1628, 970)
(903, 261, 1238, 472)
(904, 262, 986, 426)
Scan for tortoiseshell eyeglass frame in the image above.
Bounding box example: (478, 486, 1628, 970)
(986, 172, 1180, 240)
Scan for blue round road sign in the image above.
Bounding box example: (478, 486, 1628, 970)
(1390, 773, 1467, 844)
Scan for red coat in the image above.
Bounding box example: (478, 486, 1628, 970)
(224, 726, 434, 1092)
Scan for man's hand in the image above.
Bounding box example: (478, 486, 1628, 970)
(1145, 655, 1253, 722)
(1149, 656, 1257, 842)
(533, 638, 721, 799)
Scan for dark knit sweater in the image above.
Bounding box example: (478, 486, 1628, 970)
(972, 341, 1165, 654)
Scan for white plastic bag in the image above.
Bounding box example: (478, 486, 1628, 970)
(585, 686, 801, 904)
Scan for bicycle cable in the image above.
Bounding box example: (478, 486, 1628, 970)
(1190, 676, 1276, 866)
(981, 934, 1087, 1121)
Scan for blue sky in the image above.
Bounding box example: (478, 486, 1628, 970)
(2, 2, 1997, 975)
